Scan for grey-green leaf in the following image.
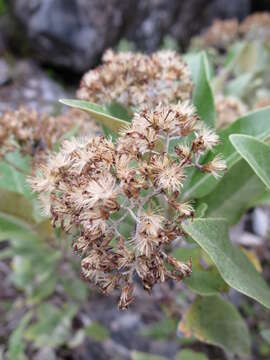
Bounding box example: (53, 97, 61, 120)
(201, 159, 267, 224)
(0, 189, 39, 242)
(179, 296, 251, 356)
(25, 303, 77, 348)
(0, 152, 32, 198)
(261, 329, 270, 345)
(84, 322, 110, 342)
(59, 99, 129, 134)
(131, 351, 166, 360)
(175, 349, 208, 360)
(182, 218, 270, 308)
(185, 52, 215, 127)
(183, 106, 270, 200)
(7, 312, 33, 360)
(185, 268, 229, 296)
(230, 134, 270, 189)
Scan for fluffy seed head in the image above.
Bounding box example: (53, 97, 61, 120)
(77, 50, 193, 110)
(31, 99, 224, 308)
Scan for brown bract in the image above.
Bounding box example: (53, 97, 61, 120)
(77, 50, 193, 110)
(31, 101, 226, 309)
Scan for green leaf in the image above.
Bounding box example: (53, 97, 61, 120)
(0, 189, 39, 242)
(105, 101, 132, 121)
(249, 191, 270, 207)
(140, 316, 177, 340)
(195, 203, 208, 218)
(261, 329, 270, 345)
(61, 277, 88, 302)
(84, 321, 109, 342)
(185, 52, 215, 127)
(59, 99, 129, 134)
(201, 160, 267, 224)
(182, 218, 270, 308)
(225, 73, 254, 98)
(183, 106, 270, 200)
(0, 152, 32, 198)
(230, 134, 270, 189)
(25, 303, 77, 348)
(7, 312, 33, 360)
(0, 189, 35, 224)
(131, 351, 166, 360)
(235, 41, 259, 74)
(173, 247, 228, 296)
(0, 213, 38, 242)
(185, 268, 229, 296)
(179, 296, 251, 356)
(29, 275, 57, 304)
(175, 349, 208, 360)
(212, 42, 247, 94)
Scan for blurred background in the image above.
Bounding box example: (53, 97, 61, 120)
(1, 1, 270, 360)
(0, 0, 269, 110)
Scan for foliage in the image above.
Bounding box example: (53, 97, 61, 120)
(1, 13, 270, 359)
(179, 296, 251, 356)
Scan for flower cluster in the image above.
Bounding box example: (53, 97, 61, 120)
(240, 12, 270, 43)
(194, 12, 270, 49)
(77, 50, 193, 110)
(199, 19, 239, 48)
(0, 107, 99, 162)
(215, 95, 248, 128)
(31, 102, 226, 309)
(254, 92, 270, 109)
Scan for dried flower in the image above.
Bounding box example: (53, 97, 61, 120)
(192, 125, 220, 153)
(200, 19, 239, 48)
(215, 94, 248, 129)
(240, 12, 270, 43)
(77, 50, 193, 110)
(31, 102, 225, 309)
(0, 107, 100, 163)
(254, 93, 270, 109)
(202, 155, 227, 179)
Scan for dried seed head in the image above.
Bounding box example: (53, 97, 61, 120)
(240, 12, 270, 42)
(192, 125, 220, 153)
(0, 107, 100, 163)
(78, 50, 193, 110)
(200, 19, 239, 48)
(202, 155, 227, 179)
(215, 94, 247, 129)
(31, 100, 224, 309)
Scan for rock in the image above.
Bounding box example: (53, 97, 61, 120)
(0, 58, 70, 114)
(252, 207, 269, 238)
(11, 0, 133, 73)
(0, 59, 11, 86)
(10, 0, 250, 73)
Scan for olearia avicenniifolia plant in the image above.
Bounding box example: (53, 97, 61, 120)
(30, 99, 226, 309)
(2, 36, 270, 357)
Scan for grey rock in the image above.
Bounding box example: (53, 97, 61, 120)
(252, 207, 269, 238)
(0, 59, 11, 86)
(11, 0, 132, 72)
(10, 0, 250, 73)
(0, 58, 70, 114)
